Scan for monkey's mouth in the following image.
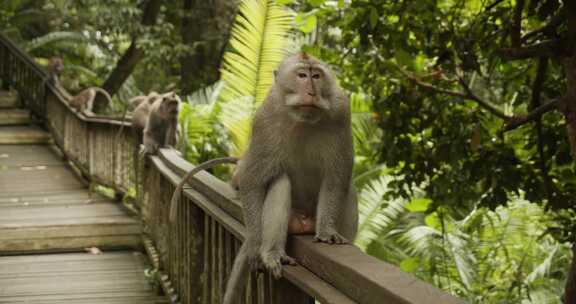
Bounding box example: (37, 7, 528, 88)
(296, 104, 319, 111)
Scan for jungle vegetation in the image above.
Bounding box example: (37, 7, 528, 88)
(2, 0, 575, 302)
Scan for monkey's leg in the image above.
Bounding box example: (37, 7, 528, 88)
(260, 174, 296, 279)
(337, 185, 359, 241)
(165, 119, 178, 148)
(222, 243, 251, 304)
(315, 177, 350, 244)
(143, 130, 160, 154)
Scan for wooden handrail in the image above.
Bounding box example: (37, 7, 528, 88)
(156, 149, 464, 304)
(0, 32, 465, 304)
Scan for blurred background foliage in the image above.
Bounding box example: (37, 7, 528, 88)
(2, 0, 575, 302)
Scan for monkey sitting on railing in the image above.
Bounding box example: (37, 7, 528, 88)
(46, 57, 112, 116)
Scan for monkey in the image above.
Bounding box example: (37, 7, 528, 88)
(113, 91, 161, 158)
(169, 157, 239, 222)
(169, 157, 318, 236)
(47, 57, 64, 87)
(131, 91, 180, 152)
(129, 91, 159, 112)
(141, 91, 181, 154)
(221, 52, 358, 304)
(130, 92, 180, 201)
(68, 87, 112, 116)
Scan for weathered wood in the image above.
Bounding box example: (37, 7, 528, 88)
(0, 252, 168, 304)
(289, 236, 463, 304)
(0, 125, 51, 144)
(0, 144, 64, 166)
(0, 90, 19, 108)
(0, 143, 141, 253)
(0, 109, 30, 125)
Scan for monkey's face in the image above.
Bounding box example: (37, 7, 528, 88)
(160, 93, 180, 118)
(282, 64, 331, 124)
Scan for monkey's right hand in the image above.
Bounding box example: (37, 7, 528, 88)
(261, 251, 297, 279)
(314, 229, 348, 245)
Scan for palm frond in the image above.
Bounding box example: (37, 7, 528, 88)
(219, 96, 257, 155)
(525, 243, 558, 283)
(356, 176, 407, 250)
(25, 31, 89, 52)
(186, 81, 224, 106)
(220, 0, 294, 105)
(217, 0, 295, 154)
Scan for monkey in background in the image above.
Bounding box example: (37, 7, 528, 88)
(131, 91, 180, 154)
(67, 87, 112, 116)
(45, 57, 111, 115)
(128, 91, 159, 112)
(47, 57, 64, 87)
(168, 158, 317, 235)
(221, 52, 358, 304)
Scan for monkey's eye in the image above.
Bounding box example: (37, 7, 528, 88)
(298, 73, 308, 79)
(312, 74, 321, 79)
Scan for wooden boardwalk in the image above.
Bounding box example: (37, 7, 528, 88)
(0, 92, 167, 303)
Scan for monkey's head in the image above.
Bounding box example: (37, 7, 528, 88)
(159, 92, 181, 119)
(274, 52, 336, 123)
(48, 57, 64, 75)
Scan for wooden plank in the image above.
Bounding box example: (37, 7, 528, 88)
(0, 251, 167, 303)
(0, 91, 19, 108)
(0, 126, 51, 144)
(0, 235, 141, 253)
(0, 203, 132, 221)
(0, 144, 63, 167)
(0, 191, 108, 207)
(0, 165, 85, 193)
(289, 236, 463, 304)
(0, 109, 30, 125)
(0, 222, 140, 240)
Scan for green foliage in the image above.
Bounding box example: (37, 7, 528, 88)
(219, 0, 295, 154)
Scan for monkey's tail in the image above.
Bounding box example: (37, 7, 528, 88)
(169, 157, 239, 223)
(113, 101, 131, 148)
(222, 243, 251, 304)
(90, 87, 113, 105)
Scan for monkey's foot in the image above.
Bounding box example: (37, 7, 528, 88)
(314, 231, 348, 244)
(261, 251, 297, 279)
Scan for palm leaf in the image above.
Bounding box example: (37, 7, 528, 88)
(220, 0, 294, 104)
(25, 31, 89, 52)
(356, 176, 407, 250)
(218, 0, 294, 154)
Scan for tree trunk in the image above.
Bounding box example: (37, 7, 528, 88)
(93, 0, 162, 113)
(179, 0, 237, 95)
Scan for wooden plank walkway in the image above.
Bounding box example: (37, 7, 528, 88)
(0, 144, 141, 252)
(0, 252, 167, 303)
(0, 93, 167, 303)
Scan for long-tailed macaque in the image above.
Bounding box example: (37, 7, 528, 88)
(131, 91, 180, 154)
(47, 57, 64, 87)
(222, 53, 358, 304)
(169, 157, 317, 235)
(68, 87, 112, 115)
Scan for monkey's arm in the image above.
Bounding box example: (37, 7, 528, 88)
(165, 118, 178, 148)
(260, 174, 296, 278)
(143, 115, 161, 154)
(315, 134, 354, 244)
(169, 157, 239, 222)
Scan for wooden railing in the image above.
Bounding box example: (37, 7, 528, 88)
(0, 31, 465, 304)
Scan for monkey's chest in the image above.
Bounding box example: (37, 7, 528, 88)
(285, 161, 322, 211)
